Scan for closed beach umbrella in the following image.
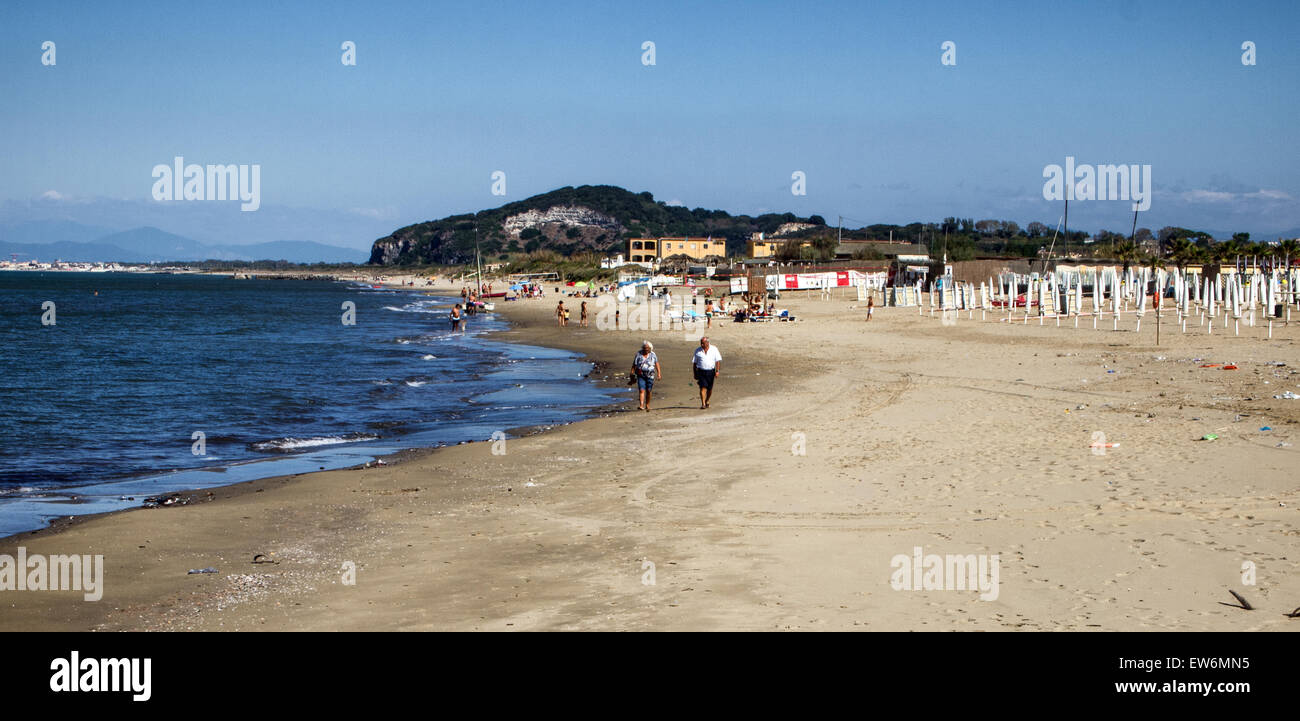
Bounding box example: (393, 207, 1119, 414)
(1112, 271, 1120, 315)
(1136, 269, 1147, 316)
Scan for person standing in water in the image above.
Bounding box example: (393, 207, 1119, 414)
(691, 336, 722, 409)
(450, 303, 463, 332)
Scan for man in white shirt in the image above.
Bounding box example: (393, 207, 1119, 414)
(691, 336, 722, 409)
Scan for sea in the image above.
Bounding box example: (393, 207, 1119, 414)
(0, 271, 621, 537)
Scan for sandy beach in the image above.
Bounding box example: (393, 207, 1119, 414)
(3, 283, 1299, 631)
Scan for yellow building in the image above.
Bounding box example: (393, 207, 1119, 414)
(748, 236, 812, 258)
(628, 237, 724, 263)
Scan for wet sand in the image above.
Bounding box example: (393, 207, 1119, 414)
(3, 285, 1299, 631)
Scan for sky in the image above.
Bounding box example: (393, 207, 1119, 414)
(1, 0, 1297, 251)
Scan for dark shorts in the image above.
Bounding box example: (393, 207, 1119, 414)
(451, 319, 460, 330)
(636, 375, 654, 391)
(694, 367, 716, 390)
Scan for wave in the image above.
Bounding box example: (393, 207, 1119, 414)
(249, 433, 380, 452)
(384, 302, 443, 314)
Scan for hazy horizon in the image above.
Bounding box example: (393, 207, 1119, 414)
(3, 0, 1297, 252)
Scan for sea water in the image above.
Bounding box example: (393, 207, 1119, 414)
(0, 271, 620, 536)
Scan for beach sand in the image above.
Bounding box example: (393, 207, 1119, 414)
(3, 285, 1299, 631)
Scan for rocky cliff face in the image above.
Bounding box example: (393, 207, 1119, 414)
(368, 236, 414, 265)
(773, 222, 816, 237)
(369, 203, 625, 265)
(502, 206, 623, 237)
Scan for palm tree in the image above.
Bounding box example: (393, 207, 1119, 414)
(1165, 237, 1194, 272)
(1114, 239, 1143, 274)
(1211, 239, 1242, 268)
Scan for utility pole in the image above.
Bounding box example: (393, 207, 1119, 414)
(1062, 197, 1068, 268)
(1131, 207, 1139, 257)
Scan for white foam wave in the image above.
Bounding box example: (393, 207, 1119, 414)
(251, 433, 379, 452)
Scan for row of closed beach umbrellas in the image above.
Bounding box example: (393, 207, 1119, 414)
(918, 266, 1300, 338)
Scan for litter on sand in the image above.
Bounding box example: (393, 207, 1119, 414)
(1201, 434, 1219, 441)
(187, 567, 218, 575)
(1274, 391, 1300, 400)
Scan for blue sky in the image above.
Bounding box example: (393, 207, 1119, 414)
(1, 0, 1297, 250)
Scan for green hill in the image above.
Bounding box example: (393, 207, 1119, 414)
(367, 185, 826, 265)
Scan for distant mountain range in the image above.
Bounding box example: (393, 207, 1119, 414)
(0, 221, 368, 264)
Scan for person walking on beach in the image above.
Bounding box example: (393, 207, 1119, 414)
(632, 340, 661, 412)
(704, 299, 714, 329)
(866, 293, 874, 321)
(556, 301, 566, 327)
(691, 336, 722, 409)
(580, 301, 589, 327)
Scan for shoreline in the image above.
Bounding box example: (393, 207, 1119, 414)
(3, 286, 1299, 631)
